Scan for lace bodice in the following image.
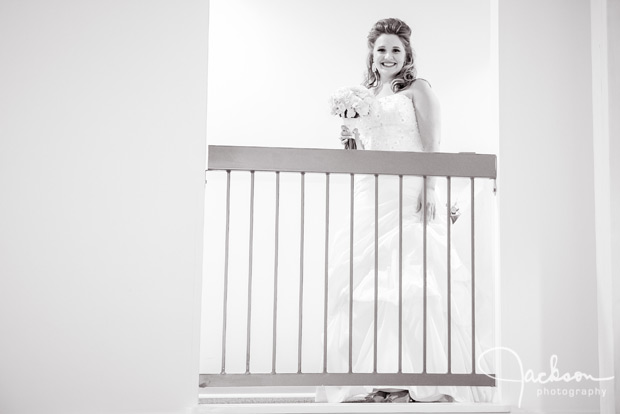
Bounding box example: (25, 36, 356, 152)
(358, 93, 422, 152)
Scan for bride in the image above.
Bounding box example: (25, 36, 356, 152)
(317, 18, 495, 403)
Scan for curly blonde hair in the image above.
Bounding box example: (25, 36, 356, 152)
(364, 18, 417, 93)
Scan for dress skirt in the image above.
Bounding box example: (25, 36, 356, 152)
(317, 174, 496, 403)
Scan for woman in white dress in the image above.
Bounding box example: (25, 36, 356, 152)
(317, 18, 495, 404)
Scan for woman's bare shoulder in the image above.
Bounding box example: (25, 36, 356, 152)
(401, 78, 433, 99)
(404, 79, 439, 111)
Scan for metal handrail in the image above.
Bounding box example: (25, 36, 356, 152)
(201, 145, 497, 389)
(207, 145, 496, 179)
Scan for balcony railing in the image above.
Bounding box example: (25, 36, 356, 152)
(200, 145, 497, 391)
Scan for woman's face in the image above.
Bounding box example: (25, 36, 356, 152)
(372, 34, 406, 82)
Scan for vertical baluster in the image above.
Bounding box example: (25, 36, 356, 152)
(470, 177, 476, 373)
(348, 173, 354, 373)
(271, 172, 280, 374)
(298, 172, 305, 373)
(447, 176, 452, 374)
(373, 174, 379, 373)
(245, 171, 255, 374)
(323, 173, 330, 374)
(398, 175, 403, 374)
(422, 176, 428, 374)
(221, 170, 231, 374)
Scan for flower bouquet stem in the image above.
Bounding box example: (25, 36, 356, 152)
(344, 138, 357, 150)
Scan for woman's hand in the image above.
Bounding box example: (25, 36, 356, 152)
(340, 126, 359, 149)
(416, 187, 437, 222)
(340, 125, 353, 146)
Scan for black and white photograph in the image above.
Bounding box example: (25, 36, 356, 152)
(0, 1, 618, 414)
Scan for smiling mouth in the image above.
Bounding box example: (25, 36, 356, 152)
(381, 62, 397, 68)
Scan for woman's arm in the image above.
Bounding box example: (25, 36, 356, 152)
(406, 79, 441, 219)
(410, 79, 441, 155)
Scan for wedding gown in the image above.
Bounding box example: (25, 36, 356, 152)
(316, 93, 496, 403)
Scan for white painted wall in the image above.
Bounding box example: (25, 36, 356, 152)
(498, 0, 604, 412)
(607, 0, 620, 412)
(206, 0, 495, 154)
(0, 1, 208, 414)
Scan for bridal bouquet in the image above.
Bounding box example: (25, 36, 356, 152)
(329, 86, 375, 149)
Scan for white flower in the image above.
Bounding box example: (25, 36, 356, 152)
(329, 86, 375, 119)
(356, 102, 370, 116)
(332, 102, 345, 116)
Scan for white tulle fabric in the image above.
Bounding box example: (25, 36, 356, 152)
(316, 93, 496, 403)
